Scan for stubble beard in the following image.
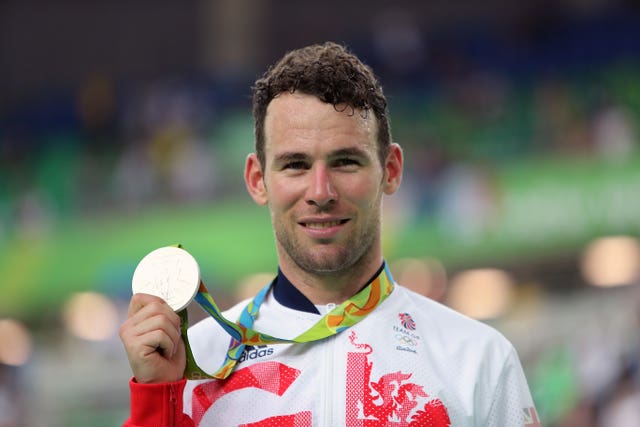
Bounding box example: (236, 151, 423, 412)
(273, 207, 382, 277)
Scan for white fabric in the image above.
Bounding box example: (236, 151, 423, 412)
(183, 284, 537, 426)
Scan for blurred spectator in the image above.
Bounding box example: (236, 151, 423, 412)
(370, 8, 426, 83)
(532, 79, 592, 157)
(75, 72, 117, 147)
(168, 136, 219, 203)
(557, 398, 597, 427)
(391, 257, 448, 302)
(111, 139, 155, 210)
(0, 365, 21, 427)
(591, 100, 637, 163)
(14, 189, 53, 240)
(437, 163, 500, 241)
(598, 365, 640, 427)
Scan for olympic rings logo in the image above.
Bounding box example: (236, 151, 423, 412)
(395, 334, 417, 346)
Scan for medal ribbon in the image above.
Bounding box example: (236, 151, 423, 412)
(179, 263, 395, 380)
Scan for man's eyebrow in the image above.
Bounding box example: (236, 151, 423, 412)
(272, 152, 309, 164)
(272, 147, 370, 164)
(329, 147, 370, 158)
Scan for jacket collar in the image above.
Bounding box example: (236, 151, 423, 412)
(272, 263, 386, 314)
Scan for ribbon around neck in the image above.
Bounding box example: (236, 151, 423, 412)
(179, 263, 395, 380)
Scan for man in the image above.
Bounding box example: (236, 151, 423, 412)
(120, 42, 538, 426)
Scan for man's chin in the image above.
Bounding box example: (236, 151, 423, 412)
(293, 253, 352, 276)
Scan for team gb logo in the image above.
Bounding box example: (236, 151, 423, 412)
(398, 313, 416, 331)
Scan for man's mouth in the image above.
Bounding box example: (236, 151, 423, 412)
(302, 219, 348, 229)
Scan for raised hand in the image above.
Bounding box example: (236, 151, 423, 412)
(119, 293, 186, 384)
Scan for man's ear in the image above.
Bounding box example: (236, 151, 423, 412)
(244, 153, 268, 205)
(382, 143, 403, 195)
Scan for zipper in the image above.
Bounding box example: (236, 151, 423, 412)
(168, 382, 178, 427)
(323, 303, 336, 426)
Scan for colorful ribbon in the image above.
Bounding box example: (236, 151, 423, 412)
(179, 263, 395, 380)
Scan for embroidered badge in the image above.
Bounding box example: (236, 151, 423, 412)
(398, 313, 416, 331)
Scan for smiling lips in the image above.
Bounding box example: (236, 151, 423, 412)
(303, 219, 348, 229)
(299, 218, 350, 239)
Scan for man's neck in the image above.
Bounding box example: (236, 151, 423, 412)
(277, 260, 384, 306)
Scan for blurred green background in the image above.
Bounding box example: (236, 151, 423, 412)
(1, 1, 640, 426)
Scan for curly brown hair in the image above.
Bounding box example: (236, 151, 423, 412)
(252, 42, 391, 168)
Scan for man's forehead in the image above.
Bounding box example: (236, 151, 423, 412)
(264, 92, 378, 144)
(266, 92, 375, 123)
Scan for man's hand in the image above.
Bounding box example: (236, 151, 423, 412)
(119, 293, 186, 384)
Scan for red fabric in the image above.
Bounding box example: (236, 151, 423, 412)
(123, 378, 195, 427)
(191, 361, 300, 425)
(240, 412, 312, 427)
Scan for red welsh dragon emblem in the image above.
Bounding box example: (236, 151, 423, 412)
(346, 331, 451, 426)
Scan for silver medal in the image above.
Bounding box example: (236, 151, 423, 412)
(131, 246, 200, 311)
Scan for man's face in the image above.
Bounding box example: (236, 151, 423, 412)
(245, 92, 402, 276)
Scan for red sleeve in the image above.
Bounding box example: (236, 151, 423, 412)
(122, 378, 196, 427)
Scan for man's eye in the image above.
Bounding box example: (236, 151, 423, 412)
(283, 161, 308, 170)
(334, 158, 360, 167)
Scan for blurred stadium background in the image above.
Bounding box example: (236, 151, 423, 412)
(1, 0, 640, 426)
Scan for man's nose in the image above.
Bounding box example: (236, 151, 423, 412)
(305, 164, 337, 208)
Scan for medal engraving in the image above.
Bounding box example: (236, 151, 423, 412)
(132, 246, 200, 311)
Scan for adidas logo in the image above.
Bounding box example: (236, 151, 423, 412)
(238, 345, 274, 363)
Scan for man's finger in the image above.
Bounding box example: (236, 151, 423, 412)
(128, 293, 171, 318)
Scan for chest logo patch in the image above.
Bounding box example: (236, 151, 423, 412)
(398, 313, 416, 331)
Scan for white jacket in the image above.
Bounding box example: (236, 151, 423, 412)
(182, 281, 538, 426)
